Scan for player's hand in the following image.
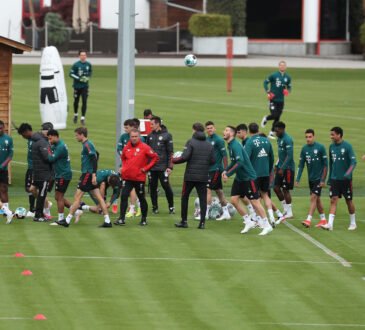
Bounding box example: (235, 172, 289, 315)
(222, 172, 228, 182)
(267, 92, 275, 100)
(92, 174, 97, 186)
(283, 89, 289, 96)
(166, 168, 172, 175)
(319, 182, 325, 187)
(141, 168, 146, 173)
(295, 181, 299, 187)
(362, 154, 365, 161)
(106, 202, 111, 208)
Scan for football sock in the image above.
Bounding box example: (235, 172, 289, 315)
(275, 209, 283, 218)
(306, 215, 312, 221)
(3, 203, 9, 209)
(268, 209, 274, 221)
(350, 213, 356, 226)
(129, 204, 135, 213)
(1, 205, 12, 216)
(328, 214, 335, 227)
(222, 205, 230, 216)
(82, 205, 90, 211)
(58, 213, 64, 221)
(281, 200, 287, 212)
(320, 213, 326, 220)
(256, 216, 264, 227)
(65, 214, 73, 224)
(247, 204, 255, 215)
(286, 204, 292, 214)
(243, 214, 251, 223)
(104, 214, 111, 224)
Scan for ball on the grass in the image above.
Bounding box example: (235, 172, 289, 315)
(14, 207, 27, 219)
(184, 54, 197, 67)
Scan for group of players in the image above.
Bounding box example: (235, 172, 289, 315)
(0, 60, 359, 234)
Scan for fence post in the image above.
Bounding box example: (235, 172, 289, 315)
(176, 22, 180, 54)
(45, 21, 48, 47)
(89, 22, 93, 54)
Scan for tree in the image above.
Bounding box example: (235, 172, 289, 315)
(45, 12, 70, 46)
(207, 0, 247, 36)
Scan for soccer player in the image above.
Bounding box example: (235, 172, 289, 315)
(146, 116, 174, 214)
(204, 121, 230, 220)
(173, 123, 215, 229)
(47, 130, 82, 224)
(273, 122, 295, 224)
(295, 129, 328, 228)
(31, 122, 54, 222)
(55, 127, 112, 228)
(261, 61, 292, 139)
(245, 123, 276, 225)
(222, 126, 272, 236)
(143, 109, 153, 119)
(17, 123, 36, 217)
(69, 50, 92, 126)
(80, 169, 121, 216)
(321, 127, 357, 231)
(114, 129, 158, 226)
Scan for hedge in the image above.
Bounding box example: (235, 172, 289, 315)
(188, 14, 231, 37)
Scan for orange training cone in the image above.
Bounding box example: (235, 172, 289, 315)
(33, 314, 47, 320)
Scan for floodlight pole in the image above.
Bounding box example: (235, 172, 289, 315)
(115, 0, 135, 171)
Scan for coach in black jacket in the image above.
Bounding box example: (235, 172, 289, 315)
(146, 116, 175, 214)
(173, 122, 215, 229)
(31, 122, 53, 221)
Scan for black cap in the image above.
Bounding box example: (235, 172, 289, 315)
(41, 122, 53, 131)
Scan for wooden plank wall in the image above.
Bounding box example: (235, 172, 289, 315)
(0, 44, 11, 135)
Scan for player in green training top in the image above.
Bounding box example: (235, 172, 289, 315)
(203, 121, 230, 220)
(0, 120, 14, 222)
(222, 126, 273, 236)
(245, 123, 276, 226)
(295, 129, 328, 229)
(261, 61, 292, 139)
(54, 127, 111, 228)
(69, 50, 92, 126)
(273, 121, 295, 224)
(321, 127, 357, 231)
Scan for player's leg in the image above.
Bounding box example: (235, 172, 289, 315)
(80, 87, 88, 125)
(215, 188, 231, 221)
(196, 182, 207, 228)
(33, 180, 49, 221)
(149, 171, 159, 213)
(322, 180, 340, 231)
(176, 181, 194, 227)
(158, 171, 174, 213)
(90, 188, 112, 227)
(345, 180, 356, 230)
(25, 169, 35, 216)
(126, 189, 138, 217)
(73, 89, 81, 123)
(0, 181, 9, 203)
(115, 180, 134, 225)
(134, 181, 148, 225)
(282, 169, 294, 218)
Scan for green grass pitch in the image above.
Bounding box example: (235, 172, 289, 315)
(0, 64, 364, 329)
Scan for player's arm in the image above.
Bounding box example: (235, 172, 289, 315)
(286, 75, 292, 92)
(142, 147, 159, 172)
(88, 63, 92, 78)
(217, 139, 228, 168)
(47, 145, 65, 163)
(226, 146, 243, 178)
(69, 63, 80, 80)
(263, 74, 273, 92)
(320, 146, 328, 184)
(344, 144, 357, 179)
(281, 140, 293, 171)
(295, 148, 305, 184)
(327, 147, 332, 185)
(109, 186, 120, 205)
(1, 137, 13, 169)
(173, 140, 192, 164)
(166, 133, 174, 170)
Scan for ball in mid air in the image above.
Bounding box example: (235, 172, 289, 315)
(184, 54, 197, 67)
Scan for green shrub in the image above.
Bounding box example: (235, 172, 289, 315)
(188, 14, 231, 37)
(359, 23, 365, 46)
(45, 12, 70, 46)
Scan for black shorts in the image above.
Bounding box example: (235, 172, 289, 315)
(0, 170, 8, 185)
(256, 176, 270, 193)
(55, 178, 71, 193)
(231, 179, 260, 200)
(74, 88, 89, 99)
(25, 169, 33, 191)
(77, 173, 98, 192)
(329, 179, 353, 200)
(208, 170, 223, 190)
(269, 101, 284, 113)
(309, 180, 322, 196)
(40, 87, 59, 104)
(275, 169, 294, 190)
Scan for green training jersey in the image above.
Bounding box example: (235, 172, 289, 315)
(207, 133, 227, 172)
(69, 60, 92, 89)
(277, 132, 295, 171)
(244, 134, 274, 177)
(117, 133, 130, 155)
(96, 169, 120, 204)
(27, 138, 33, 169)
(329, 140, 356, 181)
(241, 137, 249, 148)
(296, 142, 327, 183)
(81, 140, 97, 174)
(225, 139, 257, 181)
(48, 139, 72, 180)
(0, 134, 13, 170)
(263, 71, 292, 103)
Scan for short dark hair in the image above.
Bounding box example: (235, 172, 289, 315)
(18, 123, 32, 135)
(129, 128, 140, 135)
(305, 129, 315, 135)
(143, 109, 153, 117)
(151, 116, 161, 125)
(109, 174, 120, 187)
(236, 123, 247, 132)
(75, 127, 88, 137)
(274, 121, 286, 130)
(124, 119, 134, 126)
(331, 126, 343, 137)
(132, 118, 140, 128)
(205, 121, 215, 127)
(41, 122, 54, 131)
(192, 122, 204, 132)
(79, 49, 87, 55)
(248, 123, 259, 134)
(47, 129, 59, 137)
(0, 120, 4, 127)
(226, 125, 237, 136)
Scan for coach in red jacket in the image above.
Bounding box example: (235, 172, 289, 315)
(115, 128, 159, 226)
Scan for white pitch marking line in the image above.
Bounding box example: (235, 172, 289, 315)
(258, 322, 365, 328)
(0, 254, 351, 265)
(284, 222, 352, 268)
(0, 317, 32, 320)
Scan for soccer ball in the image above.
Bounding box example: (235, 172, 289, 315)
(184, 54, 197, 67)
(14, 207, 27, 219)
(208, 204, 223, 220)
(226, 203, 237, 217)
